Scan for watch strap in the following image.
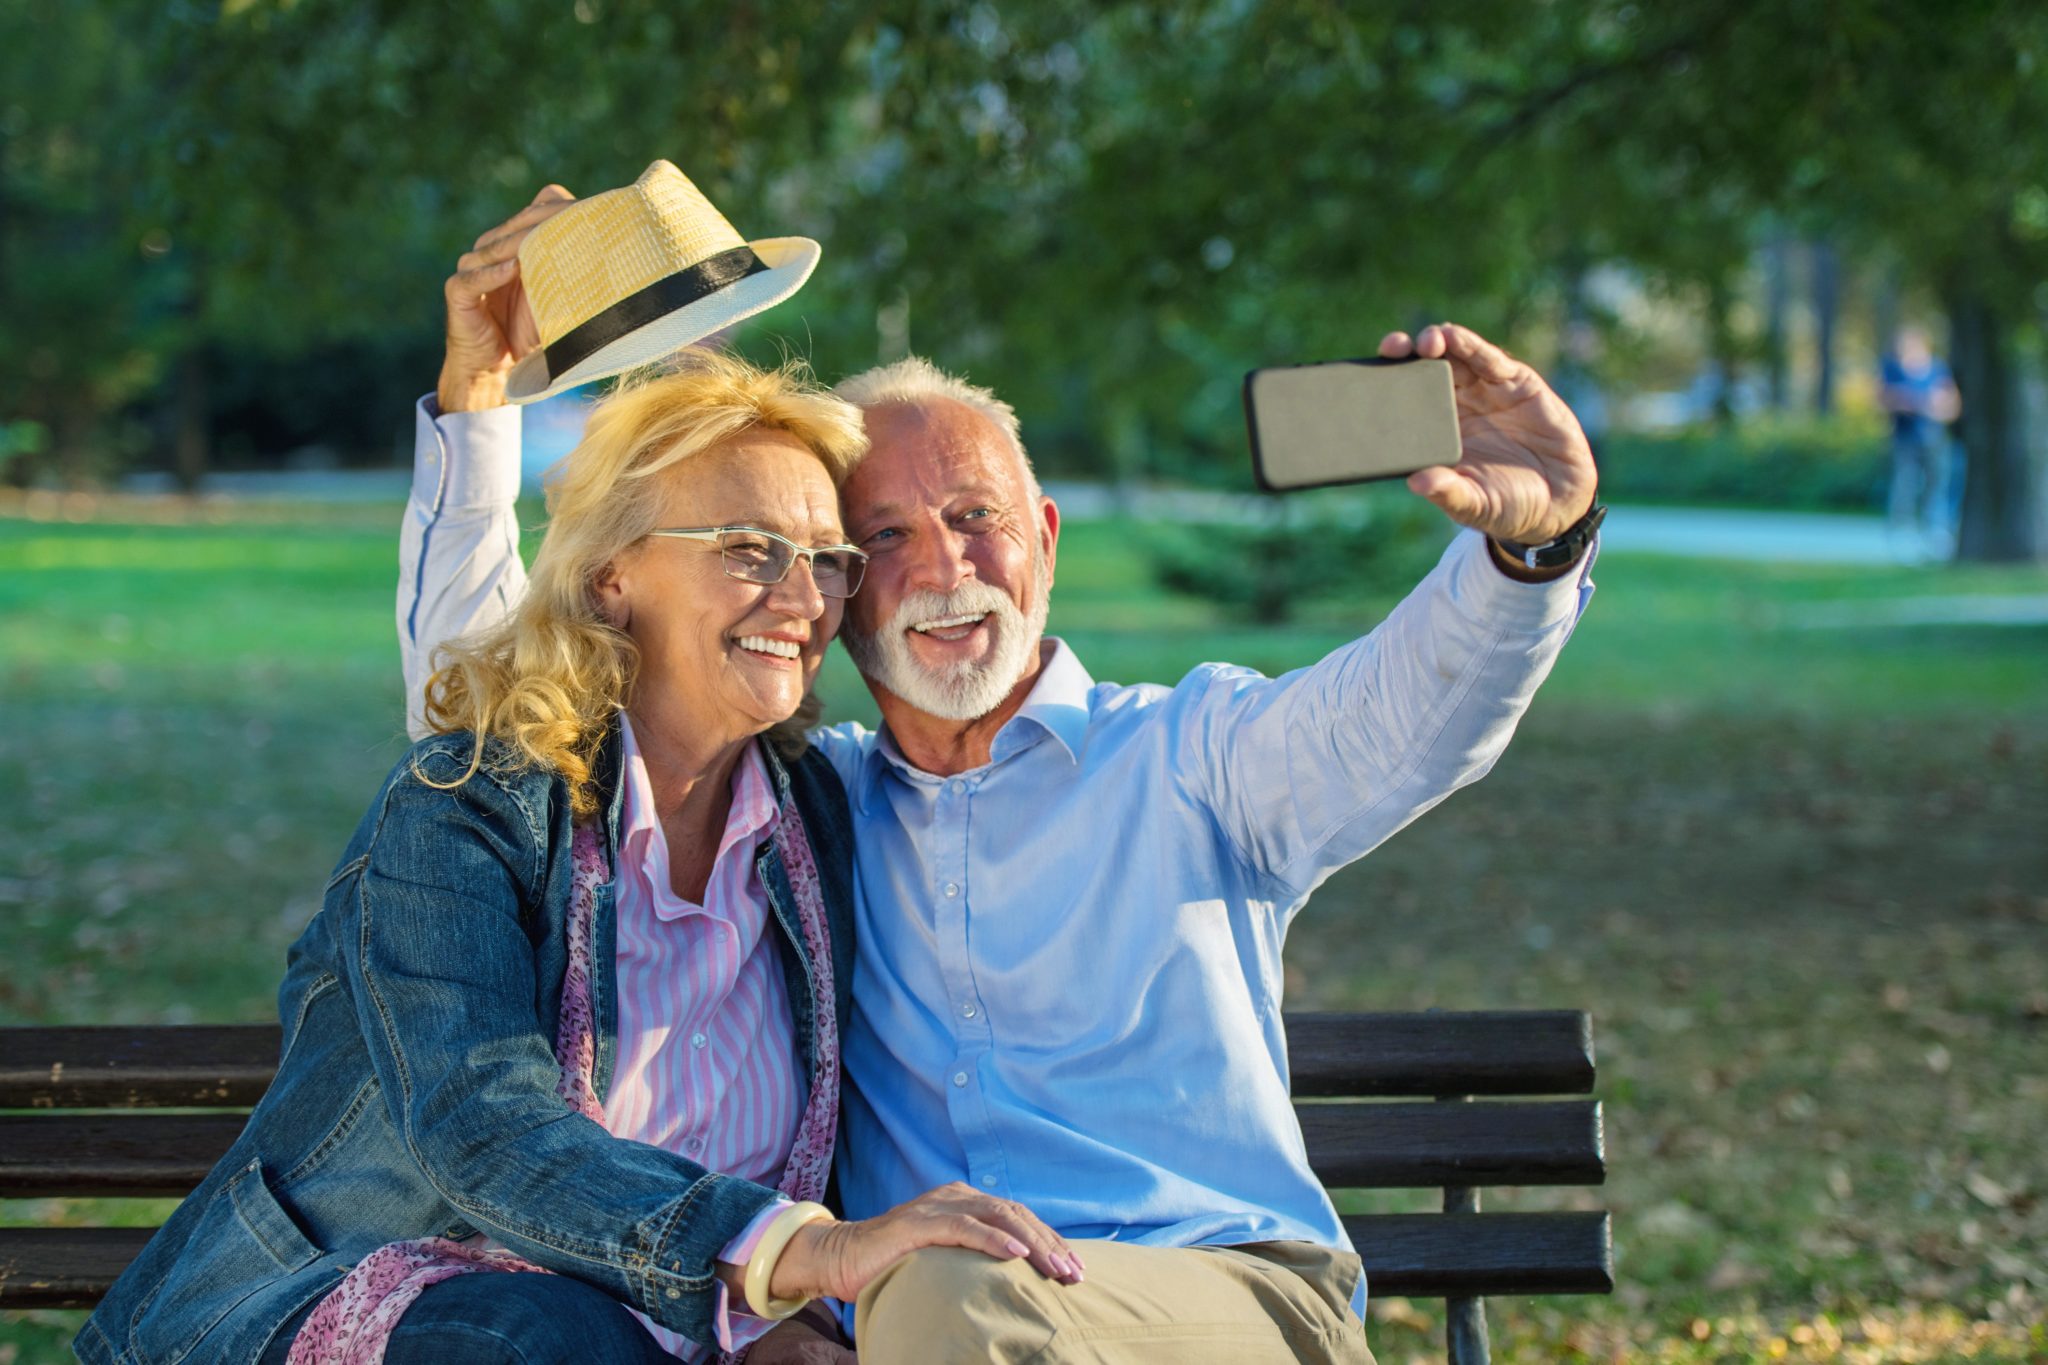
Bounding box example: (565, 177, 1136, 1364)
(1496, 502, 1606, 570)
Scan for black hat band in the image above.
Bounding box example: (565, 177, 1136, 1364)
(543, 245, 770, 382)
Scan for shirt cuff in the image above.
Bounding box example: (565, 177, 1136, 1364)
(1449, 527, 1599, 631)
(709, 1197, 793, 1348)
(411, 394, 523, 513)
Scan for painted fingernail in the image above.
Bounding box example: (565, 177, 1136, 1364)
(1006, 1237, 1030, 1257)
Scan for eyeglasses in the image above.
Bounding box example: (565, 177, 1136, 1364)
(645, 526, 868, 598)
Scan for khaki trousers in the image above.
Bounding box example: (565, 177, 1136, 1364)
(855, 1239, 1377, 1364)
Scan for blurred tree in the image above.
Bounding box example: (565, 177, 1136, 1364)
(6, 0, 2042, 563)
(1375, 0, 2046, 560)
(0, 3, 167, 488)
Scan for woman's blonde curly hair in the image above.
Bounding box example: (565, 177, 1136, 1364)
(419, 347, 868, 822)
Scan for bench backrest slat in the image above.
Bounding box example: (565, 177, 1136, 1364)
(1, 1025, 280, 1109)
(1, 1014, 1596, 1109)
(1285, 1011, 1595, 1097)
(0, 1100, 1604, 1198)
(1300, 1100, 1604, 1188)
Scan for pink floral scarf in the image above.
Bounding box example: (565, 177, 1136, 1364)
(287, 795, 840, 1365)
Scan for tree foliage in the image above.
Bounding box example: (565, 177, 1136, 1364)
(4, 1, 2044, 555)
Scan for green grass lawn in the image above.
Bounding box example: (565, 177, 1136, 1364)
(3, 503, 2044, 1363)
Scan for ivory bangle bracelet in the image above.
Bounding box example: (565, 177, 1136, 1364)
(743, 1200, 835, 1320)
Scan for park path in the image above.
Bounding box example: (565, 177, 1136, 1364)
(1040, 482, 1906, 566)
(118, 467, 1911, 566)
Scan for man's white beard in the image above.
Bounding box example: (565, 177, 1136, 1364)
(842, 556, 1050, 723)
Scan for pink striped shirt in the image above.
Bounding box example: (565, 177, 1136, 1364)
(609, 715, 803, 1360)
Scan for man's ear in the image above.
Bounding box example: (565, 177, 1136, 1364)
(1037, 494, 1061, 586)
(591, 558, 630, 630)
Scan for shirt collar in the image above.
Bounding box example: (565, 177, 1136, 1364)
(855, 638, 1096, 812)
(619, 714, 781, 921)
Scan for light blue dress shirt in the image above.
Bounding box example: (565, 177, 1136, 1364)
(807, 530, 1596, 1291)
(396, 400, 1596, 1314)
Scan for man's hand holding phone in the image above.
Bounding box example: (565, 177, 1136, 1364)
(1246, 322, 1599, 580)
(1377, 322, 1598, 553)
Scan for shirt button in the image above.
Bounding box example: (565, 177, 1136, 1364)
(948, 779, 967, 795)
(685, 1136, 704, 1153)
(952, 1071, 969, 1087)
(979, 1173, 998, 1189)
(960, 1002, 978, 1019)
(943, 882, 960, 898)
(691, 1032, 708, 1049)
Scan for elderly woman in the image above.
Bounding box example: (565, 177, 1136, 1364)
(78, 344, 1075, 1365)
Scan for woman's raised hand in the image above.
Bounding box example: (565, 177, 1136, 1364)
(437, 185, 577, 414)
(771, 1182, 1084, 1303)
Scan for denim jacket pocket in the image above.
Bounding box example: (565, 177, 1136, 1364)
(128, 1159, 321, 1365)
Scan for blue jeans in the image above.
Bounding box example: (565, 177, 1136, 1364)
(261, 1273, 673, 1365)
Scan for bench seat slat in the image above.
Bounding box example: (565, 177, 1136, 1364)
(1346, 1212, 1615, 1296)
(1301, 1100, 1604, 1188)
(0, 1215, 1614, 1311)
(0, 1013, 1595, 1109)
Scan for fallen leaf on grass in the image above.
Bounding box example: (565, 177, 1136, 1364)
(1965, 1171, 2013, 1209)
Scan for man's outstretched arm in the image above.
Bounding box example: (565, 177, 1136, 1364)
(398, 185, 578, 737)
(1185, 321, 1601, 900)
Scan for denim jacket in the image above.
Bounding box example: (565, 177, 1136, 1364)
(77, 726, 857, 1365)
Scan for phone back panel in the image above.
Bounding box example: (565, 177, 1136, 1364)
(1246, 358, 1461, 491)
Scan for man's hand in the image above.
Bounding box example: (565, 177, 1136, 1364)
(1378, 322, 1598, 547)
(437, 185, 578, 413)
(745, 1303, 856, 1365)
(770, 1182, 1082, 1304)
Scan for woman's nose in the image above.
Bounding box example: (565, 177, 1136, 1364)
(765, 553, 828, 618)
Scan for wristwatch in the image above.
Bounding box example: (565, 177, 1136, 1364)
(1494, 503, 1607, 571)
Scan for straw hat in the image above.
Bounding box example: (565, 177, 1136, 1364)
(504, 160, 820, 404)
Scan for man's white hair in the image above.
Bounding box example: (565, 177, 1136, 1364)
(833, 356, 1042, 500)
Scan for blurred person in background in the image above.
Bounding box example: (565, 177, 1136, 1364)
(1881, 323, 1963, 558)
(403, 181, 1603, 1363)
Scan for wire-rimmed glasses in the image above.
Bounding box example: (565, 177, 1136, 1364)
(645, 526, 868, 598)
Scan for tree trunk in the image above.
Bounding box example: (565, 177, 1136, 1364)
(1810, 240, 1838, 416)
(1763, 234, 1789, 411)
(1705, 274, 1739, 430)
(173, 342, 209, 495)
(1947, 290, 2042, 563)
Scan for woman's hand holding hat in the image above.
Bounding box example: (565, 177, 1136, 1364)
(438, 185, 577, 413)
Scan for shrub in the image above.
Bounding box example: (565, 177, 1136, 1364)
(1143, 495, 1452, 623)
(1595, 415, 1891, 512)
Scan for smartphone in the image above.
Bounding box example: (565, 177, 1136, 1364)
(1244, 357, 1461, 492)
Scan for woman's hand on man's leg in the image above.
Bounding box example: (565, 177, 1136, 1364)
(774, 1182, 1083, 1303)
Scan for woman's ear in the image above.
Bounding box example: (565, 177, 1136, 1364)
(591, 558, 630, 631)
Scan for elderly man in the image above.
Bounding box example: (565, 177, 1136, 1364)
(401, 190, 1599, 1363)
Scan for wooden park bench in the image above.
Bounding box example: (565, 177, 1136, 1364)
(0, 1011, 1610, 1364)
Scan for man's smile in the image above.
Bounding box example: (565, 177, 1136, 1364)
(911, 612, 990, 643)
